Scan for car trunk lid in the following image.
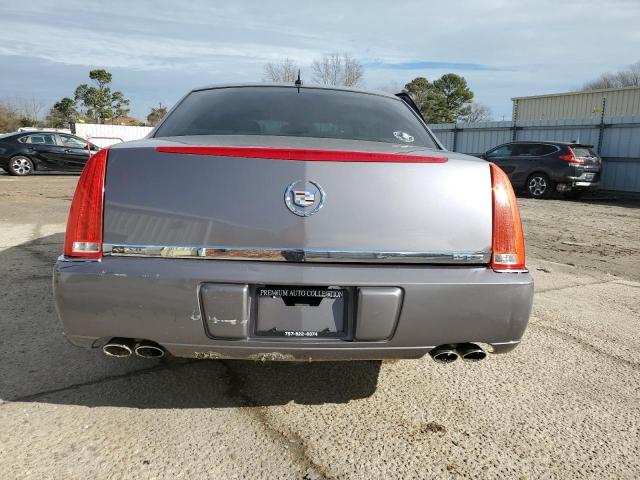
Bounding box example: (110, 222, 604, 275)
(101, 136, 493, 263)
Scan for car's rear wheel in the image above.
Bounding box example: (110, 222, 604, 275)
(7, 156, 34, 176)
(526, 173, 553, 199)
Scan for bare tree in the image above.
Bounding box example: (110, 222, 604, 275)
(343, 54, 365, 87)
(583, 61, 640, 90)
(461, 102, 493, 123)
(13, 97, 47, 123)
(615, 62, 640, 86)
(0, 97, 47, 129)
(0, 100, 21, 132)
(311, 53, 364, 87)
(263, 58, 299, 82)
(312, 53, 341, 85)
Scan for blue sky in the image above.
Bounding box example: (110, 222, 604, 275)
(1, 0, 638, 121)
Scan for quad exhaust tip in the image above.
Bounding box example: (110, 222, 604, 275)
(430, 343, 486, 363)
(102, 338, 166, 359)
(456, 343, 487, 362)
(134, 340, 166, 359)
(429, 345, 459, 363)
(103, 337, 135, 358)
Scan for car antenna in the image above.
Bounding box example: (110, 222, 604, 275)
(294, 70, 303, 92)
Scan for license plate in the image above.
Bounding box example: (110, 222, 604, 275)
(255, 286, 348, 338)
(584, 173, 595, 180)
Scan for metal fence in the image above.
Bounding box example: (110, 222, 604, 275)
(428, 115, 640, 193)
(73, 123, 153, 148)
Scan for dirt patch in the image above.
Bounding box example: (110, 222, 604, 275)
(519, 197, 640, 281)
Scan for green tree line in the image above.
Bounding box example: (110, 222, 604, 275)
(46, 69, 131, 127)
(46, 69, 166, 128)
(404, 73, 490, 124)
(2, 62, 495, 132)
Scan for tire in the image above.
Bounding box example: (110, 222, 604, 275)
(7, 156, 34, 176)
(526, 173, 553, 199)
(562, 189, 585, 200)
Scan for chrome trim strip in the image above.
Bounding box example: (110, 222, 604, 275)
(103, 244, 490, 264)
(493, 268, 529, 274)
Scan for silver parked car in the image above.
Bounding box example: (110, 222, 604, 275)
(53, 84, 533, 363)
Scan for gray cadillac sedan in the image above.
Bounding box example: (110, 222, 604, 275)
(53, 84, 533, 363)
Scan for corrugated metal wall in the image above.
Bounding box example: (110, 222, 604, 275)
(74, 123, 153, 148)
(429, 115, 640, 193)
(513, 87, 640, 121)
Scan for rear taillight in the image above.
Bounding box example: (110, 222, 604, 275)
(559, 146, 584, 164)
(490, 163, 526, 271)
(63, 148, 109, 259)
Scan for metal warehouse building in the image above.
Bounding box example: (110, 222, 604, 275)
(512, 86, 640, 121)
(429, 85, 640, 193)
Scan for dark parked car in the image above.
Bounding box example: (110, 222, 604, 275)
(0, 131, 99, 175)
(482, 141, 602, 199)
(54, 84, 533, 364)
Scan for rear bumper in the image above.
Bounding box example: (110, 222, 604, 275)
(556, 181, 600, 192)
(53, 257, 534, 360)
(557, 170, 601, 190)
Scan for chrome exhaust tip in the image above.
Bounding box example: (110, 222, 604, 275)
(134, 340, 166, 359)
(429, 345, 459, 364)
(103, 338, 134, 357)
(456, 343, 487, 362)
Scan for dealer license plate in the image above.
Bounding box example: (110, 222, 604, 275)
(255, 286, 348, 338)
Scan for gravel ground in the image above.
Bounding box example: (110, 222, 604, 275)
(0, 174, 638, 479)
(519, 196, 640, 282)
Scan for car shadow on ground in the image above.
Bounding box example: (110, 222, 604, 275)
(0, 233, 381, 408)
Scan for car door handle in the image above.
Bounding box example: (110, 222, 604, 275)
(63, 148, 73, 152)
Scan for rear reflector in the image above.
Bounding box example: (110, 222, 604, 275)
(155, 146, 448, 163)
(490, 163, 526, 271)
(63, 148, 109, 259)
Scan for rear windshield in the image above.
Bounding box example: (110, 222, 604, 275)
(154, 87, 439, 148)
(571, 146, 597, 157)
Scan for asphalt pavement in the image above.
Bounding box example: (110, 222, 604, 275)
(0, 174, 638, 479)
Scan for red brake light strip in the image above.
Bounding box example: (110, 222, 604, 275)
(155, 146, 448, 163)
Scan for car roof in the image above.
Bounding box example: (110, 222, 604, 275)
(7, 131, 82, 138)
(503, 140, 594, 147)
(190, 82, 400, 100)
(9, 131, 62, 135)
